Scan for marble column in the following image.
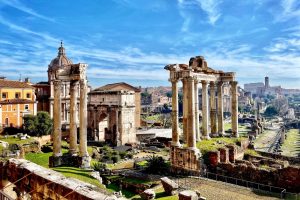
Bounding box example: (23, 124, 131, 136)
(217, 82, 224, 136)
(187, 77, 197, 150)
(201, 80, 210, 139)
(231, 81, 239, 137)
(53, 80, 62, 157)
(69, 80, 78, 155)
(210, 81, 217, 136)
(194, 80, 200, 142)
(171, 79, 180, 146)
(116, 109, 121, 146)
(182, 78, 188, 143)
(79, 79, 90, 168)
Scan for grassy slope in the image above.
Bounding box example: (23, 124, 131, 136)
(0, 136, 35, 145)
(25, 147, 104, 188)
(281, 129, 300, 157)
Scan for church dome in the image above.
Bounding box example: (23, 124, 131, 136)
(48, 42, 73, 71)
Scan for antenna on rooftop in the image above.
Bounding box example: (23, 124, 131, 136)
(19, 73, 22, 82)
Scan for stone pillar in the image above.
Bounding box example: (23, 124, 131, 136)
(53, 80, 62, 157)
(201, 80, 210, 139)
(116, 109, 121, 146)
(69, 80, 78, 155)
(182, 79, 188, 143)
(171, 80, 180, 146)
(217, 81, 224, 136)
(210, 81, 217, 136)
(231, 81, 239, 137)
(79, 79, 90, 168)
(194, 80, 200, 142)
(187, 77, 197, 150)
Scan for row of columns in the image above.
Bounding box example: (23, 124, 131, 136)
(171, 78, 239, 149)
(52, 79, 89, 158)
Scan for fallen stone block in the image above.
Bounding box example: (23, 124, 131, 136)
(140, 189, 155, 200)
(178, 190, 198, 200)
(161, 177, 178, 195)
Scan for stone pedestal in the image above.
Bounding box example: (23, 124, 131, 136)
(219, 147, 229, 163)
(49, 156, 62, 167)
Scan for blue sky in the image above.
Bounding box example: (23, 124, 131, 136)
(0, 0, 299, 89)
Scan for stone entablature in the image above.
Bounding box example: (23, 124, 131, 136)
(165, 56, 239, 175)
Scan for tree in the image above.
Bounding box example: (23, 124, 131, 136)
(23, 115, 37, 135)
(35, 112, 53, 136)
(264, 106, 278, 117)
(23, 111, 53, 136)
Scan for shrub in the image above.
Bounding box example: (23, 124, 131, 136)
(92, 162, 107, 172)
(145, 155, 169, 175)
(111, 155, 120, 163)
(119, 151, 127, 159)
(41, 145, 52, 153)
(126, 153, 133, 159)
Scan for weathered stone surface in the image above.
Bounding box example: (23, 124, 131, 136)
(161, 177, 178, 195)
(140, 189, 155, 200)
(178, 190, 198, 200)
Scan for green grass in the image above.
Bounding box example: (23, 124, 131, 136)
(244, 149, 260, 157)
(281, 129, 300, 157)
(25, 149, 105, 189)
(0, 136, 35, 145)
(197, 137, 246, 154)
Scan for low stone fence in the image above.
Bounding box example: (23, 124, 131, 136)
(0, 159, 120, 200)
(256, 151, 300, 165)
(216, 162, 300, 193)
(33, 135, 51, 146)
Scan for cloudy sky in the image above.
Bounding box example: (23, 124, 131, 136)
(0, 0, 299, 89)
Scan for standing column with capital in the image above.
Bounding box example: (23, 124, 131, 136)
(201, 80, 210, 139)
(210, 81, 217, 136)
(231, 81, 239, 137)
(53, 80, 62, 157)
(217, 81, 224, 136)
(182, 78, 188, 143)
(187, 77, 197, 150)
(69, 80, 78, 155)
(79, 79, 90, 168)
(194, 80, 200, 142)
(171, 79, 180, 146)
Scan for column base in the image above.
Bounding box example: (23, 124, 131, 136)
(68, 149, 78, 156)
(80, 156, 91, 169)
(49, 156, 62, 167)
(171, 141, 181, 147)
(232, 132, 239, 138)
(218, 131, 225, 137)
(201, 135, 211, 140)
(210, 132, 219, 138)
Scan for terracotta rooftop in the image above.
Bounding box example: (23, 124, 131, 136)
(0, 99, 34, 104)
(0, 79, 35, 89)
(93, 82, 141, 92)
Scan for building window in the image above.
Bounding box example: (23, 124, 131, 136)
(26, 93, 31, 98)
(15, 92, 21, 99)
(24, 104, 29, 110)
(2, 93, 7, 99)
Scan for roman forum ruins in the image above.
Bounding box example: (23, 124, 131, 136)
(165, 56, 238, 174)
(48, 43, 90, 168)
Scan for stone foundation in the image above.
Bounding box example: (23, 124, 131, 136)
(49, 155, 91, 168)
(219, 147, 229, 163)
(170, 146, 201, 176)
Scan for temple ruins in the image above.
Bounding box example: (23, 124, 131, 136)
(165, 56, 238, 174)
(48, 43, 90, 168)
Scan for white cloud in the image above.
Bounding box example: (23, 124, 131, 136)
(0, 0, 55, 22)
(196, 0, 222, 25)
(274, 0, 300, 22)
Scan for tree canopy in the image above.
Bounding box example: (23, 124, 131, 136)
(23, 111, 53, 136)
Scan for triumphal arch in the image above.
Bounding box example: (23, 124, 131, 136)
(165, 56, 238, 175)
(49, 43, 90, 168)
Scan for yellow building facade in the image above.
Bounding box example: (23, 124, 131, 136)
(0, 79, 37, 128)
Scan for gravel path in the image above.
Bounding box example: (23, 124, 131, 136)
(174, 177, 280, 200)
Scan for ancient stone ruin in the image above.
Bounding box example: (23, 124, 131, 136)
(48, 43, 90, 168)
(165, 56, 238, 175)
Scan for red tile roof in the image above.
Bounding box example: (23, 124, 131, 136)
(0, 79, 35, 89)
